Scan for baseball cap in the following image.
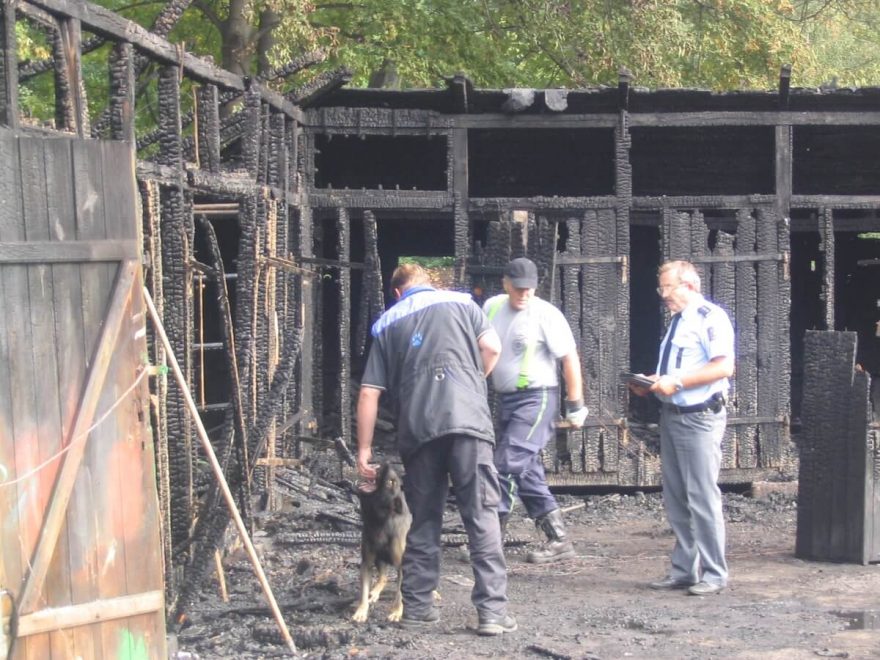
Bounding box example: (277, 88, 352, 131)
(505, 257, 538, 289)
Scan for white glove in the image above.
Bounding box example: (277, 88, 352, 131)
(564, 399, 589, 428)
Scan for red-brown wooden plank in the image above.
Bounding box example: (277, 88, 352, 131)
(20, 135, 75, 660)
(44, 135, 95, 659)
(72, 138, 111, 659)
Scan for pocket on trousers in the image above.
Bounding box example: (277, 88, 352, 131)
(478, 462, 501, 508)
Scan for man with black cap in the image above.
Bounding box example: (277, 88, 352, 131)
(482, 257, 588, 563)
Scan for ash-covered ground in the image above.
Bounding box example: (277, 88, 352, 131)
(173, 480, 880, 660)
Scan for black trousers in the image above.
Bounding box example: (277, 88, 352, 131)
(401, 434, 509, 618)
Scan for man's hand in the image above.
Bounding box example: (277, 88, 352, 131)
(628, 374, 657, 397)
(357, 447, 377, 480)
(564, 398, 589, 428)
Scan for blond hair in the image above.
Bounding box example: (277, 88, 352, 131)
(390, 262, 430, 294)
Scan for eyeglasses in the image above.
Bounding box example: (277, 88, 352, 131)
(656, 282, 684, 295)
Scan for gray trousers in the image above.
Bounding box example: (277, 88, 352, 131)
(659, 405, 728, 586)
(401, 434, 508, 618)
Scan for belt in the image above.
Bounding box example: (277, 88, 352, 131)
(663, 392, 726, 415)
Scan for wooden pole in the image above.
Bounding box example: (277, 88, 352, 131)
(142, 287, 296, 655)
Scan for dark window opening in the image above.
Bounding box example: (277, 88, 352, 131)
(793, 126, 880, 195)
(631, 126, 775, 196)
(314, 134, 447, 190)
(468, 129, 615, 197)
(628, 223, 663, 424)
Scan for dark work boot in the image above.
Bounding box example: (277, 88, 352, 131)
(526, 509, 575, 564)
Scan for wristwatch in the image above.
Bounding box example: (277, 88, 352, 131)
(672, 376, 685, 392)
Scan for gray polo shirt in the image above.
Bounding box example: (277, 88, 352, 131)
(362, 286, 496, 458)
(482, 294, 576, 394)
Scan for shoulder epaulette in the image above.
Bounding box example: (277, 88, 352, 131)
(698, 305, 712, 317)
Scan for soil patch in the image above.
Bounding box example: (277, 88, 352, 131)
(174, 488, 880, 659)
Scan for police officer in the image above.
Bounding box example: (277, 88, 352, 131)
(483, 258, 588, 564)
(630, 260, 734, 596)
(356, 263, 517, 636)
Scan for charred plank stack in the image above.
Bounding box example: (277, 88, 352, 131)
(796, 331, 878, 564)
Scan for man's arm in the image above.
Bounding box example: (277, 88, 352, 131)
(561, 350, 589, 427)
(651, 355, 734, 396)
(478, 328, 502, 376)
(561, 351, 584, 401)
(356, 386, 382, 479)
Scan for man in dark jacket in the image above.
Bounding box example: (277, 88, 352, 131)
(356, 263, 516, 636)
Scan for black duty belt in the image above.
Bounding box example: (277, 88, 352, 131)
(663, 392, 726, 415)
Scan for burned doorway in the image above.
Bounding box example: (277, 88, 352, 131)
(313, 211, 457, 455)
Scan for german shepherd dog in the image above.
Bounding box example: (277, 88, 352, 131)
(352, 463, 412, 622)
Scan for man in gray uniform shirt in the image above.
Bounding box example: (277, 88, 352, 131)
(357, 263, 516, 635)
(483, 258, 589, 564)
(630, 260, 735, 596)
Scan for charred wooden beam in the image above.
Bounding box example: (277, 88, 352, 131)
(445, 73, 472, 113)
(264, 50, 326, 82)
(242, 81, 262, 180)
(354, 211, 383, 359)
(756, 207, 787, 466)
(0, 0, 17, 128)
(778, 64, 791, 110)
(52, 17, 88, 135)
(618, 66, 631, 111)
(336, 208, 352, 451)
(196, 84, 221, 172)
(108, 42, 135, 143)
(733, 210, 758, 469)
(157, 63, 196, 557)
(713, 229, 737, 470)
(819, 207, 835, 329)
(289, 66, 352, 107)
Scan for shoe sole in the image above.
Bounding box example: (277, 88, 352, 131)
(400, 614, 441, 628)
(687, 586, 725, 596)
(477, 622, 518, 636)
(525, 550, 576, 564)
(648, 582, 694, 590)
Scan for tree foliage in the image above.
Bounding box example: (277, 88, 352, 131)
(15, 0, 880, 125)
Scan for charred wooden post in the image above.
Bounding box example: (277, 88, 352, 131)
(756, 207, 788, 466)
(197, 216, 249, 490)
(733, 211, 758, 469)
(713, 229, 738, 470)
(140, 177, 175, 610)
(197, 84, 221, 172)
(354, 210, 383, 359)
(53, 17, 89, 135)
(0, 0, 18, 129)
(108, 42, 135, 143)
(796, 331, 876, 563)
(336, 208, 352, 456)
(234, 194, 258, 490)
(157, 63, 196, 557)
(820, 207, 835, 328)
(243, 81, 262, 180)
(294, 205, 316, 443)
(559, 216, 582, 473)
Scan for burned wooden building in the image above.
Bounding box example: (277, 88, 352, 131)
(2, 0, 880, 653)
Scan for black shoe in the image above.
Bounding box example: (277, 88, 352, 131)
(400, 607, 441, 628)
(688, 581, 725, 596)
(648, 575, 695, 590)
(477, 613, 517, 636)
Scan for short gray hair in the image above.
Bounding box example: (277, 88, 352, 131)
(658, 260, 701, 293)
